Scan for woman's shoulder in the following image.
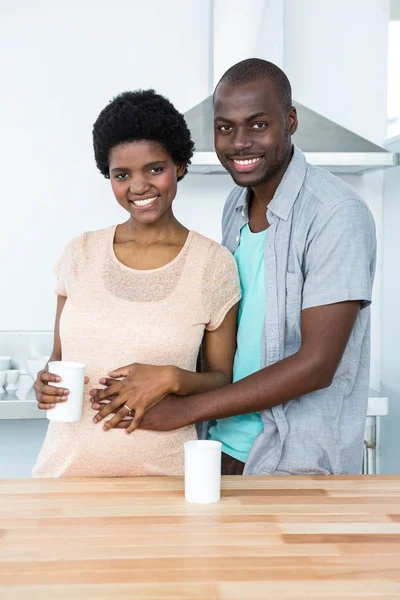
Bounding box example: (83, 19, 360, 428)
(189, 231, 235, 264)
(62, 225, 114, 257)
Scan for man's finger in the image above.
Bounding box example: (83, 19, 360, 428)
(107, 365, 133, 378)
(114, 419, 132, 429)
(102, 406, 132, 431)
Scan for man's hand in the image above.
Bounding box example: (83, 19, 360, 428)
(89, 363, 177, 433)
(101, 394, 194, 432)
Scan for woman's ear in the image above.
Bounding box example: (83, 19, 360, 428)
(176, 164, 186, 178)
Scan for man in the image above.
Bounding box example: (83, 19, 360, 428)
(92, 58, 376, 476)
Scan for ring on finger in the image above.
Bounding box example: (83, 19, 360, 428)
(123, 404, 133, 415)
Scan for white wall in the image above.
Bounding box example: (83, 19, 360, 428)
(284, 0, 389, 145)
(0, 0, 213, 331)
(213, 0, 284, 85)
(380, 137, 400, 473)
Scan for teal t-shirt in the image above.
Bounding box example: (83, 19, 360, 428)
(208, 224, 265, 463)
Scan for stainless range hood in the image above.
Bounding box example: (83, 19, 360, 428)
(185, 95, 400, 175)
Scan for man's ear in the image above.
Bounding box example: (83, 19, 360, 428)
(289, 106, 298, 136)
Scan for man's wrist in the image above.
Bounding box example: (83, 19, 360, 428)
(165, 366, 180, 395)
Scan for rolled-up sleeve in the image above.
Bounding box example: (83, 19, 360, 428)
(302, 199, 376, 311)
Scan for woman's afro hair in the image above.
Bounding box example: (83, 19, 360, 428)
(93, 89, 195, 181)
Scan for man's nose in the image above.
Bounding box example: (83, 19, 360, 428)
(232, 128, 253, 152)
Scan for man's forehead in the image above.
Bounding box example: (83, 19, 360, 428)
(213, 80, 278, 119)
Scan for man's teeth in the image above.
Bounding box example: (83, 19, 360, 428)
(233, 157, 262, 165)
(133, 196, 158, 206)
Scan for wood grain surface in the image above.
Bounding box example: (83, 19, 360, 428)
(0, 475, 400, 599)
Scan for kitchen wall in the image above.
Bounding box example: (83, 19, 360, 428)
(0, 0, 396, 476)
(380, 137, 400, 473)
(0, 0, 214, 332)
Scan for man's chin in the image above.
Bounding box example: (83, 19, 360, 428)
(229, 171, 269, 188)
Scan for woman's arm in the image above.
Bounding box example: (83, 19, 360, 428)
(34, 296, 69, 409)
(169, 303, 238, 395)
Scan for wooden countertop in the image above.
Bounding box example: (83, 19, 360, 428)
(0, 475, 400, 599)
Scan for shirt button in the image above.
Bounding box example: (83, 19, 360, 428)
(241, 210, 245, 217)
(236, 236, 240, 243)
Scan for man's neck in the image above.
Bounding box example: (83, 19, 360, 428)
(252, 145, 293, 209)
(247, 145, 294, 233)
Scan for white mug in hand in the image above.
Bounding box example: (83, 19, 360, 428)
(48, 361, 86, 422)
(184, 440, 222, 504)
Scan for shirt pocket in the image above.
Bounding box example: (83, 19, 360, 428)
(285, 272, 303, 333)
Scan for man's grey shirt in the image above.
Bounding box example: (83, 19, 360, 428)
(220, 146, 376, 475)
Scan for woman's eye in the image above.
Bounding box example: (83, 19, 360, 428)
(252, 122, 267, 130)
(149, 167, 163, 174)
(115, 173, 129, 180)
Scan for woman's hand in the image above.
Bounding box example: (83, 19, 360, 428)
(89, 363, 177, 434)
(34, 369, 89, 410)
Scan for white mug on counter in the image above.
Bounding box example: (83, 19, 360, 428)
(47, 361, 86, 422)
(184, 440, 222, 504)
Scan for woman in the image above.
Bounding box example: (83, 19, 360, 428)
(32, 90, 240, 477)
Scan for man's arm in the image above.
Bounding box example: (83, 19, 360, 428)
(131, 300, 359, 431)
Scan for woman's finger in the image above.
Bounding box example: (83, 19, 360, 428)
(38, 402, 57, 410)
(39, 371, 62, 384)
(125, 410, 144, 434)
(93, 396, 124, 423)
(39, 384, 69, 397)
(92, 382, 121, 402)
(98, 377, 121, 386)
(37, 393, 69, 405)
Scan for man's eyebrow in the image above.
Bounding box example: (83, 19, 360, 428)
(110, 167, 130, 173)
(246, 112, 270, 120)
(214, 112, 270, 123)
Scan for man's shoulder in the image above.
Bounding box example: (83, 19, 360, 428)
(222, 186, 246, 230)
(301, 163, 369, 215)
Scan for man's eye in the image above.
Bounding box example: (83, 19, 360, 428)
(218, 125, 232, 132)
(252, 122, 267, 130)
(116, 173, 129, 180)
(149, 167, 163, 174)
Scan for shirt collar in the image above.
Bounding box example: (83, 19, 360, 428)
(234, 145, 307, 221)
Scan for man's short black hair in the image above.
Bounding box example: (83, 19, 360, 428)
(215, 58, 292, 113)
(93, 89, 195, 181)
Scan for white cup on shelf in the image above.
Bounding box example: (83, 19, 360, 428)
(184, 440, 222, 504)
(0, 356, 11, 371)
(0, 371, 7, 395)
(6, 370, 20, 395)
(47, 361, 86, 422)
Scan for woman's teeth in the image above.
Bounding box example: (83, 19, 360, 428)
(133, 196, 158, 206)
(233, 157, 262, 165)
